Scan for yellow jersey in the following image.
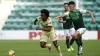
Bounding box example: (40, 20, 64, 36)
(36, 17, 55, 34)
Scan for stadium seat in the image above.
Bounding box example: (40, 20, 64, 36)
(90, 24, 98, 30)
(3, 0, 99, 30)
(96, 18, 100, 24)
(85, 23, 90, 30)
(97, 25, 100, 30)
(84, 18, 92, 24)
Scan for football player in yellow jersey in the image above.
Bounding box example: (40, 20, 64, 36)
(34, 9, 63, 56)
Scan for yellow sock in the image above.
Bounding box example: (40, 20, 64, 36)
(56, 45, 62, 54)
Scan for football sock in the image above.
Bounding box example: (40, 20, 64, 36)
(79, 36, 83, 46)
(56, 45, 62, 54)
(66, 39, 70, 48)
(70, 38, 75, 46)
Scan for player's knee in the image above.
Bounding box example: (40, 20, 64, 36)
(53, 41, 59, 48)
(40, 44, 45, 48)
(72, 35, 77, 39)
(54, 43, 59, 48)
(40, 42, 46, 48)
(66, 36, 70, 39)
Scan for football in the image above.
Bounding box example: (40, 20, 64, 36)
(8, 50, 15, 56)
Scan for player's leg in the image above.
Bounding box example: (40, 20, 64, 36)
(64, 29, 71, 51)
(73, 28, 86, 56)
(50, 32, 63, 56)
(79, 36, 82, 46)
(72, 32, 82, 56)
(75, 35, 83, 52)
(69, 28, 76, 51)
(75, 36, 83, 56)
(70, 38, 75, 47)
(78, 35, 83, 54)
(66, 36, 71, 51)
(53, 40, 63, 56)
(40, 33, 51, 49)
(72, 30, 82, 48)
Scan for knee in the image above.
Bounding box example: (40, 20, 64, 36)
(53, 41, 59, 48)
(40, 42, 46, 48)
(40, 45, 45, 48)
(66, 36, 70, 39)
(72, 35, 77, 39)
(54, 43, 59, 48)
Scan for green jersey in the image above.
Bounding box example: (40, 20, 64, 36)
(62, 10, 73, 29)
(65, 9, 87, 30)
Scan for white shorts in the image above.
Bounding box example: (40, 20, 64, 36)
(77, 28, 86, 35)
(64, 28, 75, 36)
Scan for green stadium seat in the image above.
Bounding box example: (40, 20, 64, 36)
(96, 19, 100, 24)
(52, 21, 63, 29)
(85, 23, 90, 30)
(84, 18, 92, 24)
(97, 25, 100, 30)
(3, 0, 99, 30)
(90, 24, 97, 30)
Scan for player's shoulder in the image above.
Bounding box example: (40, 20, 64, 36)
(47, 17, 52, 23)
(77, 9, 87, 11)
(64, 11, 70, 15)
(36, 16, 41, 19)
(36, 16, 41, 20)
(77, 9, 87, 14)
(48, 17, 52, 21)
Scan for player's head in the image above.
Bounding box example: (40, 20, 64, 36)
(63, 3, 69, 11)
(40, 9, 49, 21)
(68, 1, 76, 11)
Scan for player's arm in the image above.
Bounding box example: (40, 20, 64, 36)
(36, 26, 52, 32)
(54, 15, 65, 20)
(80, 10, 96, 24)
(58, 19, 66, 23)
(42, 26, 51, 32)
(86, 10, 96, 23)
(34, 17, 40, 25)
(55, 12, 69, 20)
(34, 19, 38, 25)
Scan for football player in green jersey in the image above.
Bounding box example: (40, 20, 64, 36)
(55, 1, 96, 56)
(58, 3, 75, 52)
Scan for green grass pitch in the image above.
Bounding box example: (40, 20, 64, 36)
(0, 40, 100, 56)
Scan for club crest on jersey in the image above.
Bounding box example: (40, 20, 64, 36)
(72, 16, 79, 20)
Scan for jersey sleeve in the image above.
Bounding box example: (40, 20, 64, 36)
(64, 11, 69, 15)
(79, 9, 87, 14)
(36, 17, 41, 22)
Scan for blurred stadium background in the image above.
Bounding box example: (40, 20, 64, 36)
(1, 0, 100, 30)
(0, 0, 100, 56)
(0, 0, 99, 40)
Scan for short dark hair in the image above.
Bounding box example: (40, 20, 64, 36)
(68, 1, 75, 5)
(41, 9, 49, 17)
(64, 3, 68, 5)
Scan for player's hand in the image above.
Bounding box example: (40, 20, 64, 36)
(54, 16, 59, 20)
(63, 21, 66, 23)
(59, 20, 66, 23)
(92, 19, 96, 24)
(36, 27, 41, 30)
